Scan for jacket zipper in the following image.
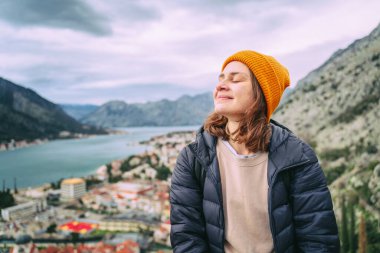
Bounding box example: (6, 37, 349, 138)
(268, 159, 310, 253)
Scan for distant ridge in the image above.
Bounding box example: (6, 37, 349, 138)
(0, 77, 106, 143)
(59, 104, 99, 120)
(80, 93, 214, 127)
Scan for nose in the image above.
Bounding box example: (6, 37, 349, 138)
(215, 79, 229, 91)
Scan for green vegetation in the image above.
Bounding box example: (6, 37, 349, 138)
(367, 160, 380, 172)
(106, 152, 168, 183)
(46, 223, 57, 236)
(341, 196, 349, 253)
(359, 209, 380, 253)
(371, 52, 380, 62)
(338, 193, 380, 253)
(302, 83, 317, 92)
(325, 164, 351, 184)
(85, 177, 102, 190)
(120, 155, 138, 172)
(50, 178, 64, 189)
(336, 160, 380, 252)
(333, 93, 380, 124)
(120, 153, 159, 173)
(0, 189, 15, 210)
(355, 142, 378, 155)
(349, 201, 356, 253)
(365, 213, 380, 252)
(320, 147, 350, 161)
(108, 175, 122, 183)
(156, 165, 171, 181)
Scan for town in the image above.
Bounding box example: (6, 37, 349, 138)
(0, 130, 196, 253)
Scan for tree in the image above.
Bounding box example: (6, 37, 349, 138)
(348, 196, 357, 253)
(156, 165, 171, 181)
(341, 195, 349, 253)
(106, 163, 112, 182)
(71, 232, 80, 246)
(46, 223, 57, 237)
(358, 214, 367, 253)
(0, 189, 15, 210)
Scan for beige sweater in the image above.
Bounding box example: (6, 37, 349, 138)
(217, 138, 274, 253)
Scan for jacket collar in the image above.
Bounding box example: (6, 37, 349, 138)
(190, 119, 309, 169)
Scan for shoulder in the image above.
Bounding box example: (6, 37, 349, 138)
(287, 133, 319, 163)
(176, 145, 195, 168)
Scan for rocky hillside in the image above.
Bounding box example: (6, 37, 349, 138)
(0, 77, 106, 143)
(81, 93, 214, 127)
(273, 23, 380, 171)
(273, 23, 380, 247)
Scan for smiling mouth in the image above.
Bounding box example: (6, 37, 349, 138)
(217, 96, 233, 100)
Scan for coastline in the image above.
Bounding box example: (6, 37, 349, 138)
(0, 128, 128, 153)
(0, 128, 195, 251)
(1, 127, 196, 191)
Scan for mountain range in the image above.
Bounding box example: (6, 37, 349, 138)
(80, 93, 214, 127)
(0, 78, 106, 143)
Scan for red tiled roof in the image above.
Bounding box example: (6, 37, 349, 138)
(39, 245, 59, 253)
(59, 221, 98, 234)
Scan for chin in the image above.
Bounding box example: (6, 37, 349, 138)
(214, 106, 231, 117)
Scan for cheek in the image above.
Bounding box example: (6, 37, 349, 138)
(236, 88, 254, 107)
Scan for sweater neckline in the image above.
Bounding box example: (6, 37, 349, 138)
(218, 138, 268, 167)
(221, 139, 257, 159)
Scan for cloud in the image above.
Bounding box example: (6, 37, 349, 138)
(0, 0, 112, 36)
(0, 0, 379, 105)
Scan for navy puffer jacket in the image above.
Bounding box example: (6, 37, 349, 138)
(170, 120, 340, 253)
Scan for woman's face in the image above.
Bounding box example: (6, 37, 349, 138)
(213, 61, 254, 121)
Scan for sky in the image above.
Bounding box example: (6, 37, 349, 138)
(0, 0, 379, 105)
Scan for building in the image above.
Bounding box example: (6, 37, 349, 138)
(99, 212, 160, 233)
(112, 182, 154, 200)
(60, 178, 86, 200)
(1, 200, 46, 221)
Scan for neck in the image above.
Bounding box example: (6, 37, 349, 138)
(226, 121, 253, 155)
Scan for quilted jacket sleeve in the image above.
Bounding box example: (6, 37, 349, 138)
(170, 146, 209, 253)
(292, 144, 340, 252)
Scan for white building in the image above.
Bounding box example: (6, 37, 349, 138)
(61, 178, 86, 200)
(1, 200, 46, 221)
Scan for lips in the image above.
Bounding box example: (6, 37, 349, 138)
(217, 95, 233, 100)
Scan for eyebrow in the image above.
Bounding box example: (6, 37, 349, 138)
(218, 72, 249, 79)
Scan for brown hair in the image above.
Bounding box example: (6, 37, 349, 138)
(204, 70, 272, 153)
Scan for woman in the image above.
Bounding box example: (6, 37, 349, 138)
(170, 50, 340, 253)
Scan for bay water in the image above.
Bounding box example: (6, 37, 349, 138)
(0, 126, 199, 189)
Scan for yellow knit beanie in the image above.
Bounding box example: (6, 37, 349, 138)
(221, 50, 290, 122)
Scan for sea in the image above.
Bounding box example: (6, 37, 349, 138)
(0, 126, 199, 189)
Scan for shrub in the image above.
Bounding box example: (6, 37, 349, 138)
(320, 147, 350, 161)
(156, 165, 171, 181)
(325, 164, 347, 184)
